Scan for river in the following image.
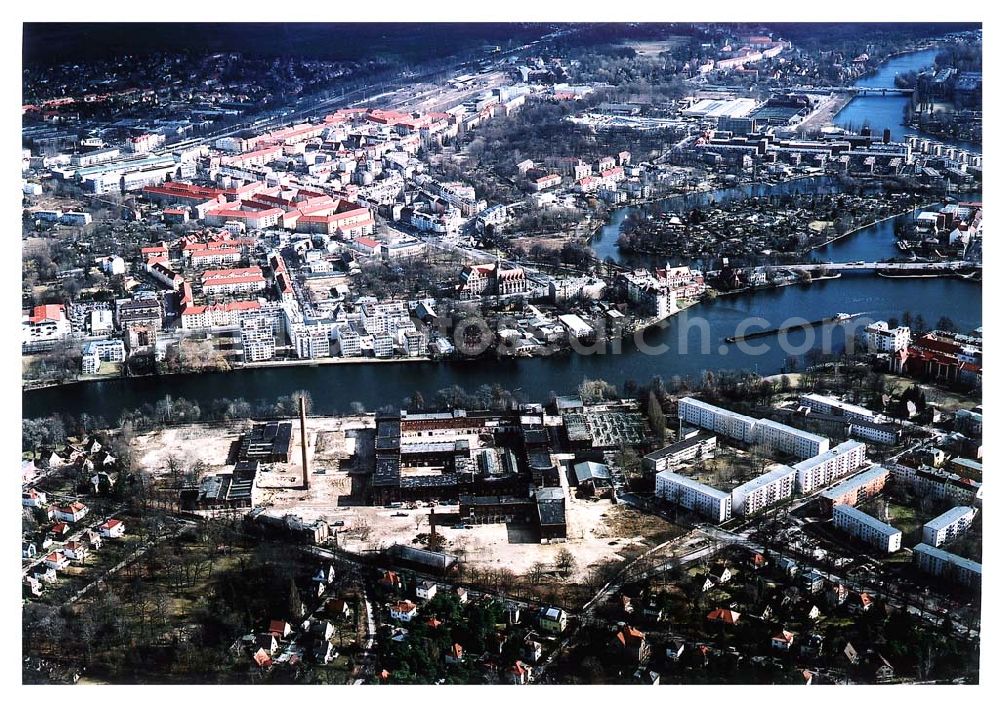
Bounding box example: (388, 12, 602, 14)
(834, 47, 980, 153)
(22, 48, 982, 420)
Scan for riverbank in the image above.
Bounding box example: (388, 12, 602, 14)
(796, 92, 854, 134)
(806, 200, 938, 252)
(22, 354, 438, 392)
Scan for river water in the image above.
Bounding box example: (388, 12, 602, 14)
(22, 49, 982, 420)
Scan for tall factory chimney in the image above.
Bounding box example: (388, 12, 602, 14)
(299, 395, 309, 491)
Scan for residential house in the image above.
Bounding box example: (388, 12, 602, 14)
(416, 580, 438, 601)
(771, 630, 795, 651)
(315, 640, 337, 664)
(313, 621, 335, 641)
(34, 566, 57, 584)
(538, 606, 567, 634)
(665, 638, 686, 661)
(706, 608, 741, 625)
(390, 600, 418, 622)
(98, 518, 126, 538)
(445, 643, 464, 665)
(24, 575, 43, 597)
(508, 661, 532, 685)
(84, 529, 103, 550)
(43, 550, 70, 571)
(522, 638, 543, 663)
(268, 620, 293, 638)
(63, 541, 88, 563)
(22, 541, 36, 559)
(54, 502, 89, 523)
(252, 648, 273, 668)
(326, 598, 351, 621)
(22, 489, 47, 508)
(613, 625, 651, 663)
(380, 570, 402, 590)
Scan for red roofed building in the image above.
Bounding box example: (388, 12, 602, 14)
(43, 551, 70, 571)
(202, 266, 266, 296)
(22, 304, 70, 347)
(220, 145, 283, 169)
(892, 332, 982, 385)
(99, 518, 126, 538)
(706, 608, 741, 625)
(508, 661, 532, 685)
(612, 625, 651, 662)
(252, 648, 273, 668)
(204, 202, 283, 230)
(143, 181, 224, 206)
(445, 643, 464, 665)
(771, 630, 795, 650)
(268, 620, 292, 638)
(54, 502, 89, 523)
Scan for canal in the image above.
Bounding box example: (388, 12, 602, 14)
(22, 48, 982, 420)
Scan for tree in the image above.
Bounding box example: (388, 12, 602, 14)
(288, 579, 303, 621)
(554, 548, 576, 578)
(526, 561, 546, 585)
(647, 391, 667, 440)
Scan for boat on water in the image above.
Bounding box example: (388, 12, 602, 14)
(724, 312, 861, 343)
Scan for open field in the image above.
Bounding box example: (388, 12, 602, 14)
(617, 38, 688, 56)
(130, 417, 687, 583)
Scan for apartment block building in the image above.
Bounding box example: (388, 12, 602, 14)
(677, 397, 757, 444)
(291, 324, 331, 359)
(912, 543, 982, 586)
(655, 470, 731, 523)
(335, 326, 362, 357)
(819, 465, 891, 512)
(754, 419, 830, 458)
(921, 506, 977, 547)
(849, 420, 901, 445)
(793, 440, 868, 494)
(890, 463, 982, 506)
(202, 267, 266, 296)
(799, 393, 881, 424)
(730, 465, 796, 517)
(241, 316, 275, 362)
(833, 504, 903, 552)
(642, 432, 718, 473)
(865, 321, 911, 353)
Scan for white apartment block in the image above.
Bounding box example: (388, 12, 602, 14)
(373, 332, 395, 358)
(730, 465, 796, 517)
(335, 327, 362, 357)
(362, 301, 409, 335)
(865, 321, 911, 353)
(912, 543, 982, 586)
(82, 347, 100, 374)
(799, 393, 881, 423)
(292, 324, 331, 359)
(655, 470, 731, 523)
(754, 419, 830, 458)
(241, 317, 275, 362)
(849, 421, 900, 446)
(793, 440, 868, 494)
(921, 506, 977, 547)
(832, 504, 902, 552)
(678, 397, 757, 444)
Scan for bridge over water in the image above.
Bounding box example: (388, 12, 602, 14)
(772, 260, 977, 273)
